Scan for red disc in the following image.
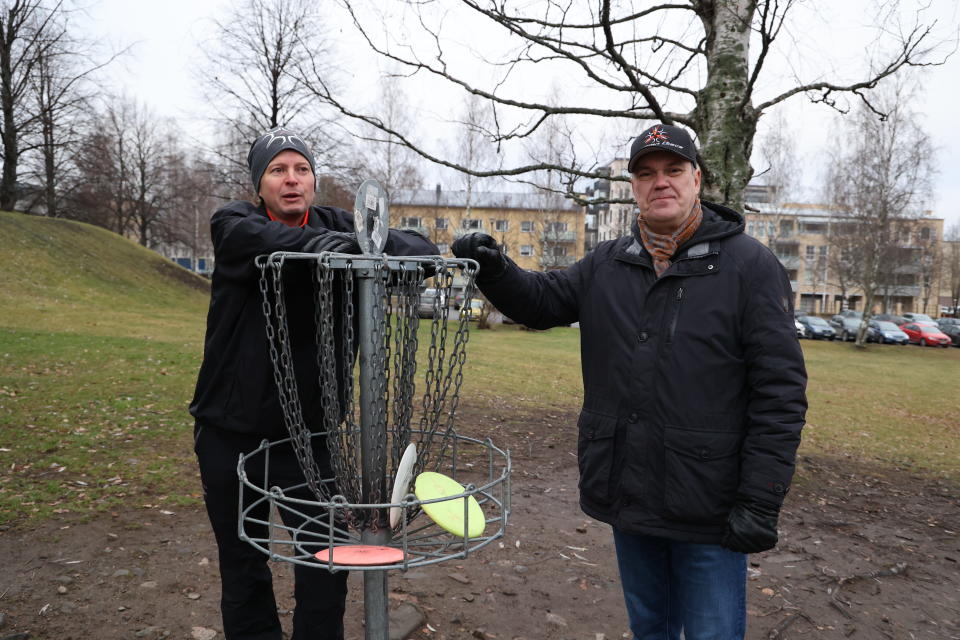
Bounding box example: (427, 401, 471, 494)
(315, 545, 405, 565)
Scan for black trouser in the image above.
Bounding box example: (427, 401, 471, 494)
(194, 423, 348, 640)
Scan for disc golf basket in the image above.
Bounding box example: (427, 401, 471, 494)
(238, 179, 511, 640)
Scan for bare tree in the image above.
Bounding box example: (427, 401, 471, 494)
(309, 0, 946, 211)
(0, 0, 64, 210)
(68, 98, 183, 247)
(200, 0, 342, 197)
(25, 7, 119, 218)
(352, 74, 422, 200)
(826, 80, 936, 346)
(945, 223, 960, 316)
(915, 226, 942, 315)
(453, 92, 499, 218)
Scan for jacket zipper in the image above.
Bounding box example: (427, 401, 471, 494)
(667, 287, 683, 344)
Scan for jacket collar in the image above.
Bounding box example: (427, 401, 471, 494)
(616, 200, 743, 270)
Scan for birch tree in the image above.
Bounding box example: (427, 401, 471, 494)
(307, 0, 945, 211)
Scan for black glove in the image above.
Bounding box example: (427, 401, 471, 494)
(721, 498, 780, 554)
(303, 230, 361, 255)
(451, 233, 508, 282)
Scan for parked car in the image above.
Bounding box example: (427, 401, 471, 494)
(794, 318, 805, 338)
(866, 320, 909, 345)
(829, 314, 864, 341)
(901, 312, 935, 323)
(798, 316, 836, 340)
(464, 298, 486, 321)
(873, 313, 907, 327)
(417, 288, 448, 318)
(936, 318, 960, 346)
(899, 322, 951, 347)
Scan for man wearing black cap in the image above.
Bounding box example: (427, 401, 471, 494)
(452, 123, 806, 639)
(190, 128, 437, 640)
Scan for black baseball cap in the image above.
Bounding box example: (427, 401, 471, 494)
(627, 124, 698, 172)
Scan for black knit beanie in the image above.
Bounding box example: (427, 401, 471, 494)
(247, 128, 316, 192)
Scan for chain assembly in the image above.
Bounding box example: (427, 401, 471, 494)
(258, 250, 480, 536)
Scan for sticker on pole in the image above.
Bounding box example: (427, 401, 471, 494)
(414, 471, 485, 538)
(353, 179, 389, 255)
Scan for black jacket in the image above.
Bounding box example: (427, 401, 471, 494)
(480, 202, 807, 544)
(189, 200, 438, 438)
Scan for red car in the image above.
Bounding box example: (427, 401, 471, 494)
(899, 322, 951, 347)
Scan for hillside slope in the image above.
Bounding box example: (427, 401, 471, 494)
(0, 210, 209, 337)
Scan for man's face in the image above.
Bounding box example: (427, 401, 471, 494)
(258, 150, 316, 222)
(630, 151, 701, 234)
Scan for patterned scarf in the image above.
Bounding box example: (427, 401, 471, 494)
(637, 201, 703, 277)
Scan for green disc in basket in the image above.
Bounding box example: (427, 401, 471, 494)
(414, 471, 485, 538)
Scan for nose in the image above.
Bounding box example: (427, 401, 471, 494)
(653, 170, 670, 188)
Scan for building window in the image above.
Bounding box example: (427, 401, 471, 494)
(520, 244, 534, 256)
(747, 222, 755, 236)
(551, 246, 567, 257)
(521, 221, 535, 232)
(805, 245, 816, 259)
(920, 227, 931, 241)
(401, 216, 421, 228)
(818, 245, 828, 257)
(494, 219, 509, 232)
(462, 218, 482, 230)
(435, 217, 448, 230)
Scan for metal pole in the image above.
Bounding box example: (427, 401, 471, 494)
(357, 266, 389, 640)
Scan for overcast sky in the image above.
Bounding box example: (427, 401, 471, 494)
(77, 0, 960, 231)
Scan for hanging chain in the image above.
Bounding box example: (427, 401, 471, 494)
(259, 256, 327, 501)
(261, 253, 477, 533)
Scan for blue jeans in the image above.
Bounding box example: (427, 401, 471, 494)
(613, 528, 746, 640)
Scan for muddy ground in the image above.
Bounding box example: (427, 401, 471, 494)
(1, 405, 958, 640)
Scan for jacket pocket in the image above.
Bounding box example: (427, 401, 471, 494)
(662, 426, 740, 524)
(577, 411, 618, 506)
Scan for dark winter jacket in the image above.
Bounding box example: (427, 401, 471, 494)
(480, 202, 807, 544)
(189, 200, 438, 439)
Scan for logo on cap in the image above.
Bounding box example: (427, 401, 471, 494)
(261, 128, 304, 148)
(644, 126, 669, 145)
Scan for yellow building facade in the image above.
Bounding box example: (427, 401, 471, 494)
(390, 188, 585, 272)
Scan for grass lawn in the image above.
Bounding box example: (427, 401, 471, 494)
(1, 211, 958, 527)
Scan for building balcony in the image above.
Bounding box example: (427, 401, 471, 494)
(541, 231, 578, 243)
(776, 255, 801, 269)
(881, 285, 921, 297)
(453, 227, 484, 239)
(400, 225, 429, 237)
(540, 255, 577, 268)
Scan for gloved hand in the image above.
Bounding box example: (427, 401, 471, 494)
(451, 233, 508, 282)
(721, 498, 780, 554)
(303, 230, 361, 255)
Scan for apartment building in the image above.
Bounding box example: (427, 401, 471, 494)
(745, 202, 948, 316)
(390, 187, 585, 272)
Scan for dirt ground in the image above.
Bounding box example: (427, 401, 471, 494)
(1, 405, 958, 640)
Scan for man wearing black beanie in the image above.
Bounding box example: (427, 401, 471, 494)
(190, 128, 437, 640)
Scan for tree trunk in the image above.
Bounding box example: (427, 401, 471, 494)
(694, 0, 757, 211)
(0, 53, 18, 211)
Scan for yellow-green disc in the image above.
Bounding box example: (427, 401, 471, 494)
(414, 471, 485, 538)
